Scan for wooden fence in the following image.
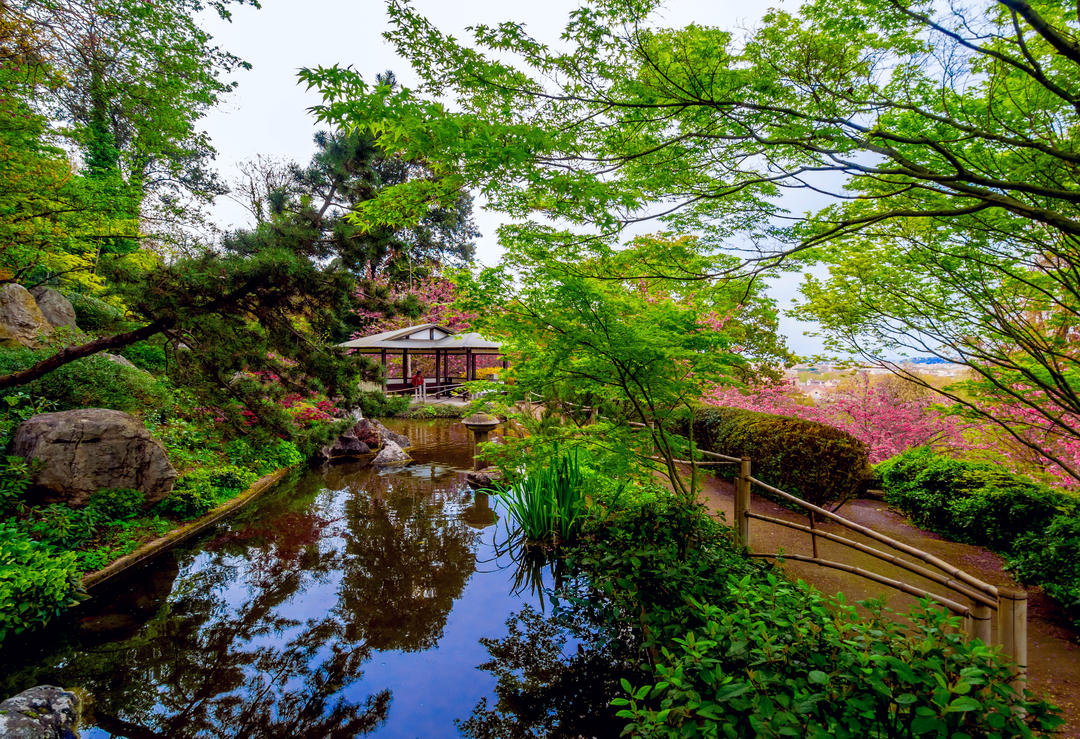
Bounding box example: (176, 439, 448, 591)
(703, 450, 1027, 687)
(524, 393, 1029, 687)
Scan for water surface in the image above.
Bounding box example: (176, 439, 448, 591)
(1, 420, 596, 738)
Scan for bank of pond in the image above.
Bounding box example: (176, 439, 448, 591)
(0, 420, 1066, 737)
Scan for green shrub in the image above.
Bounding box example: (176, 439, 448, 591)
(65, 292, 123, 331)
(1008, 515, 1080, 619)
(0, 455, 31, 516)
(879, 447, 1080, 630)
(685, 406, 869, 506)
(225, 438, 304, 474)
(88, 488, 145, 521)
(0, 348, 170, 413)
(25, 504, 102, 549)
(0, 523, 82, 644)
(119, 340, 168, 373)
(154, 465, 258, 519)
(401, 402, 466, 419)
(355, 390, 411, 418)
(879, 447, 1073, 549)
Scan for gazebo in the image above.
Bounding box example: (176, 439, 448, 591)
(338, 323, 503, 394)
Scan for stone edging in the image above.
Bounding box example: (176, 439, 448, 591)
(81, 467, 293, 591)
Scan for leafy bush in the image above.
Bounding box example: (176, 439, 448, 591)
(119, 340, 168, 373)
(879, 447, 1073, 549)
(154, 465, 258, 519)
(88, 488, 145, 521)
(0, 348, 170, 413)
(0, 455, 31, 516)
(1009, 515, 1080, 615)
(401, 402, 466, 419)
(355, 390, 411, 418)
(225, 437, 304, 474)
(879, 447, 1080, 629)
(65, 291, 123, 331)
(569, 498, 1061, 737)
(25, 504, 103, 549)
(683, 406, 870, 506)
(0, 523, 82, 644)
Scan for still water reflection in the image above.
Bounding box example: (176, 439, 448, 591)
(0, 420, 603, 738)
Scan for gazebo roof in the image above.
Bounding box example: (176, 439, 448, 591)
(338, 323, 501, 354)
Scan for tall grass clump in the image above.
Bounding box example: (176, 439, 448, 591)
(495, 450, 587, 545)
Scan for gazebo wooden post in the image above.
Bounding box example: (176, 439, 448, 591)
(380, 349, 387, 387)
(402, 348, 410, 386)
(434, 349, 441, 388)
(466, 349, 474, 380)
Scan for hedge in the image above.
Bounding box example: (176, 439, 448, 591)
(679, 406, 870, 507)
(878, 447, 1080, 630)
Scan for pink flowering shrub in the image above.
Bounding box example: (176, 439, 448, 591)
(704, 374, 966, 464)
(705, 373, 1080, 488)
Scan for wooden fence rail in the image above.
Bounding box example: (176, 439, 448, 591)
(735, 456, 1027, 687)
(498, 389, 1028, 685)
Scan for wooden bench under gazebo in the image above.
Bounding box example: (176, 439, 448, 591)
(338, 323, 504, 396)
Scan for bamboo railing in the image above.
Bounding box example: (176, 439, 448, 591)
(731, 456, 1027, 687)
(507, 391, 1029, 686)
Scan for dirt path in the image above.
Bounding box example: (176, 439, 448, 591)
(697, 475, 1080, 735)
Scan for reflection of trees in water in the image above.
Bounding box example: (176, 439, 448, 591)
(1, 468, 482, 738)
(457, 600, 635, 739)
(336, 472, 479, 651)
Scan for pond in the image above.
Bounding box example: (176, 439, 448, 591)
(0, 420, 623, 738)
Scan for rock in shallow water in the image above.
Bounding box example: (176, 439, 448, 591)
(0, 685, 81, 738)
(12, 408, 177, 506)
(372, 419, 411, 450)
(372, 440, 411, 467)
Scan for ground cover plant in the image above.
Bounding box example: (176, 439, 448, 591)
(879, 447, 1080, 630)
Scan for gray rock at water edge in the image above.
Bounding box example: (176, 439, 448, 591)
(12, 408, 177, 507)
(321, 429, 372, 461)
(372, 440, 411, 467)
(0, 283, 52, 348)
(0, 685, 81, 739)
(372, 420, 412, 450)
(29, 286, 77, 329)
(466, 468, 503, 489)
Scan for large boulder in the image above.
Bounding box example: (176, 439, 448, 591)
(372, 419, 411, 450)
(0, 685, 81, 738)
(12, 409, 177, 506)
(0, 283, 52, 348)
(29, 286, 77, 329)
(372, 440, 411, 468)
(321, 429, 372, 461)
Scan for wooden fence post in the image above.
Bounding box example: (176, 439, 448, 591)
(967, 601, 992, 645)
(735, 457, 751, 550)
(997, 586, 1028, 690)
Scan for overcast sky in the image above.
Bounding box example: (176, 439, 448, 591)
(200, 0, 829, 357)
